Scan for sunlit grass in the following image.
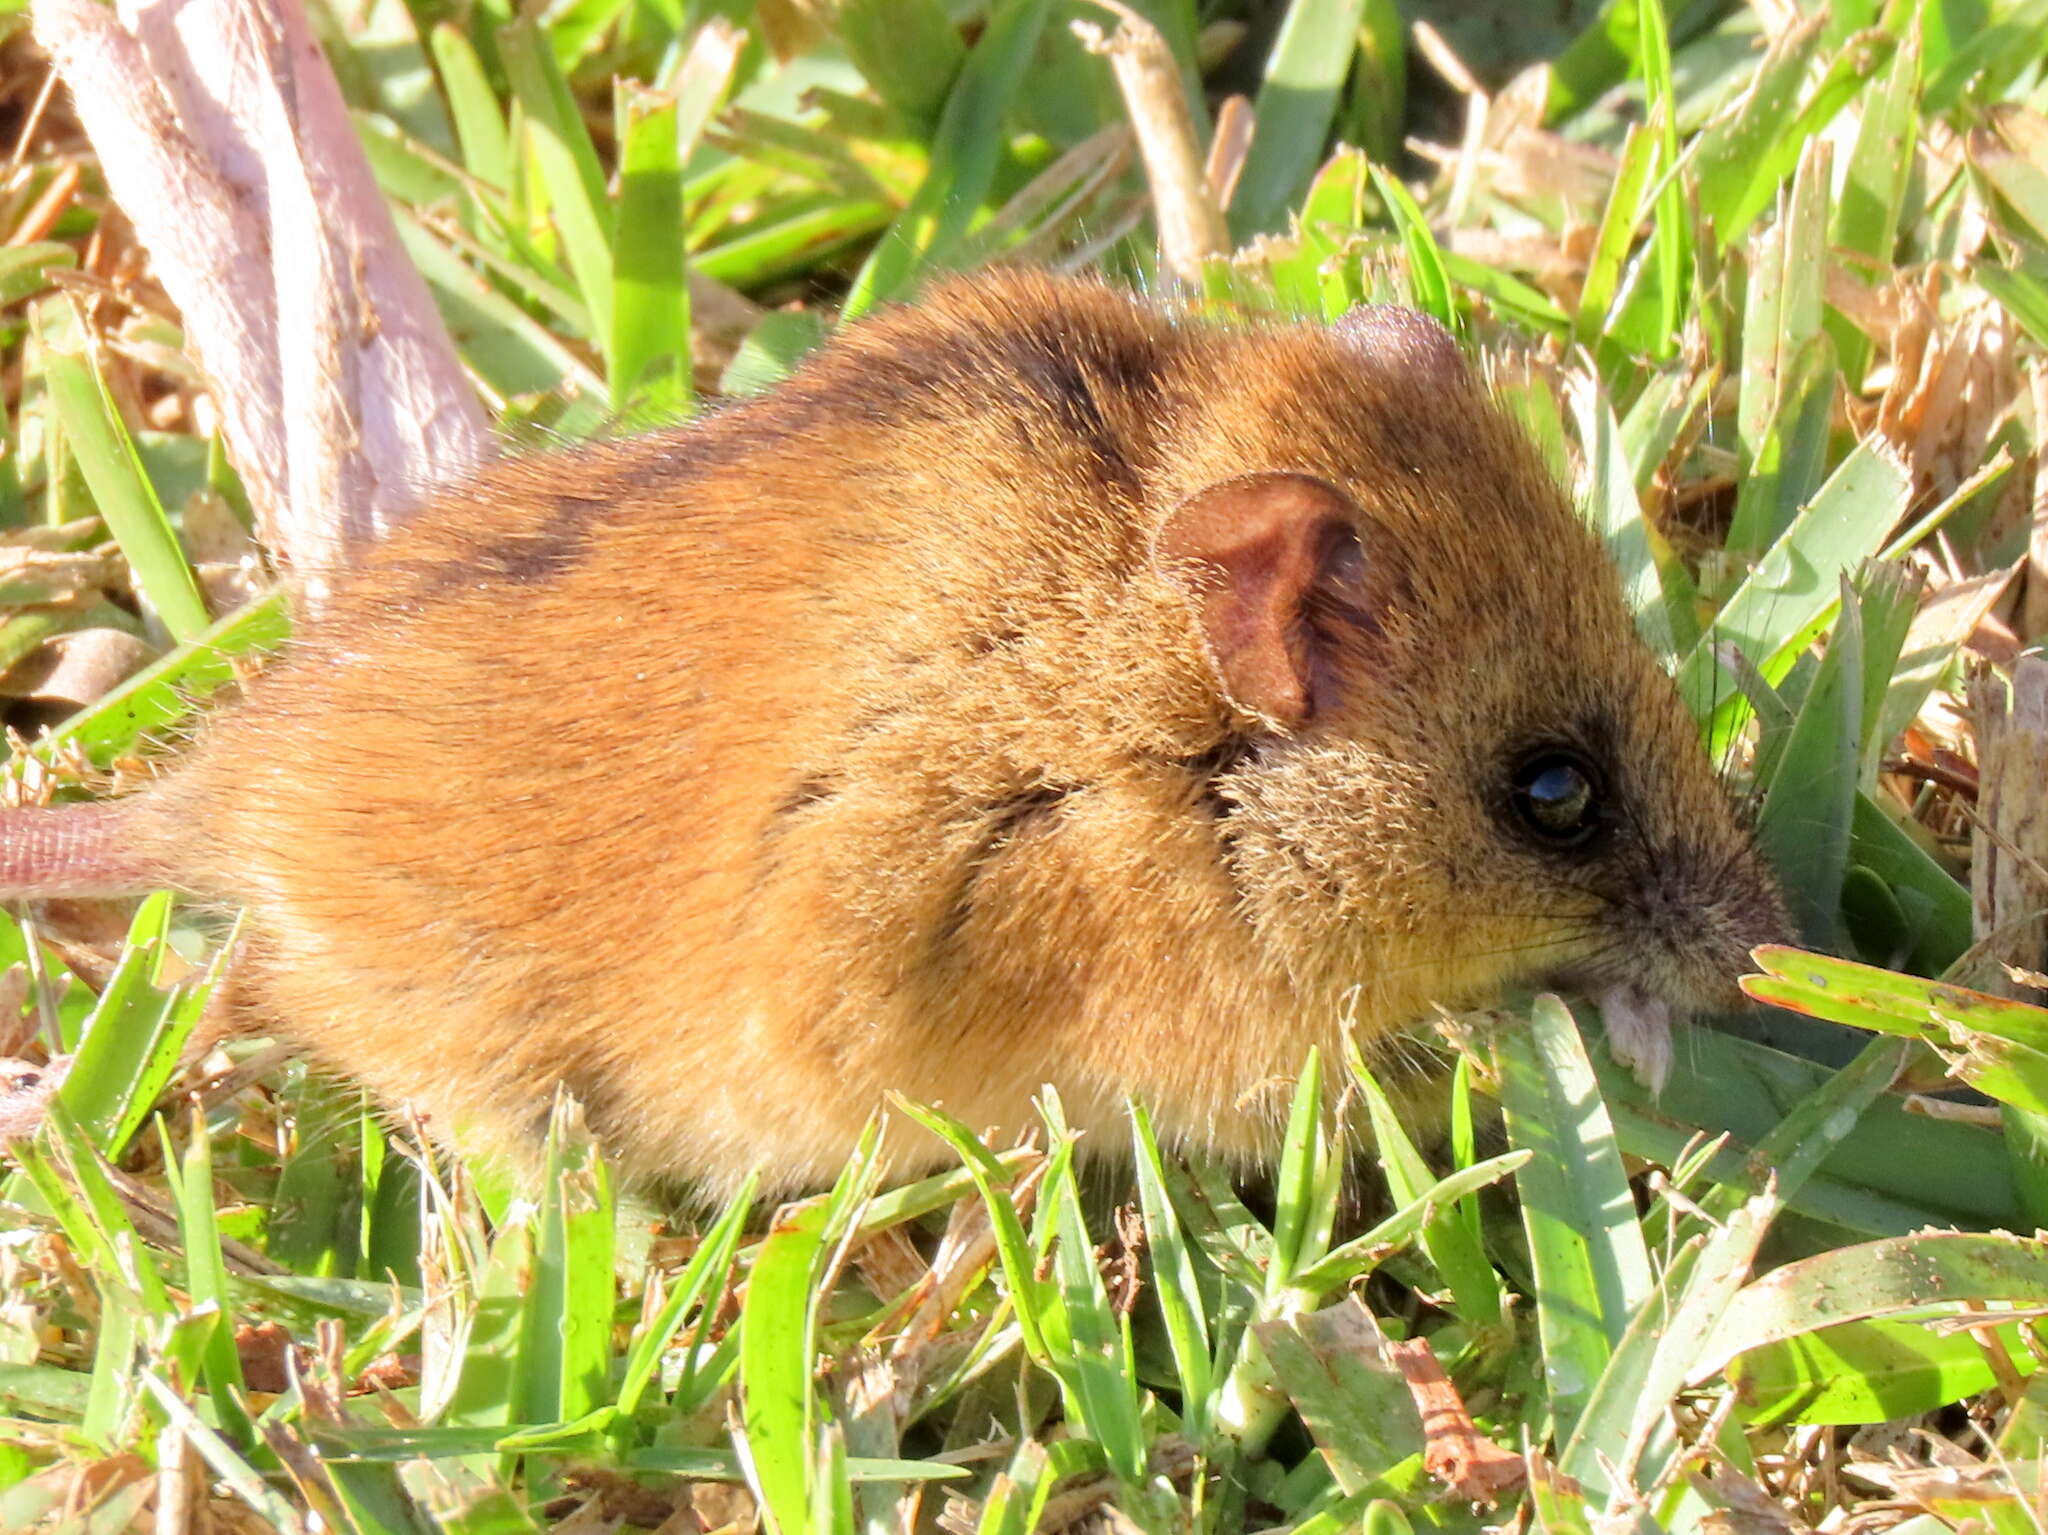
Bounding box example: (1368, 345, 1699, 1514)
(3, 1, 2048, 1531)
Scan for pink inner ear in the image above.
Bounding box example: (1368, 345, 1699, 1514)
(1154, 473, 1367, 730)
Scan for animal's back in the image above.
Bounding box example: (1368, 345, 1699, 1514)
(139, 270, 1788, 1192)
(163, 276, 1254, 1183)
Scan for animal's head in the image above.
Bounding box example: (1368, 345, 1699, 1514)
(1150, 304, 1791, 1074)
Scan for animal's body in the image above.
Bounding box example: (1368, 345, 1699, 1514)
(11, 273, 1787, 1192)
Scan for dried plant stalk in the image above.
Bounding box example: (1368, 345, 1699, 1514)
(32, 0, 493, 578)
(1075, 1, 1228, 286)
(1971, 655, 2048, 994)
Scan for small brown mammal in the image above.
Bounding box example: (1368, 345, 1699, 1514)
(14, 272, 1786, 1193)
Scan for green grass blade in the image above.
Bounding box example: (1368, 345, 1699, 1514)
(840, 0, 1053, 320)
(1846, 792, 1972, 974)
(695, 198, 895, 290)
(1676, 439, 1913, 720)
(611, 86, 692, 416)
(20, 1099, 172, 1316)
(1728, 138, 1832, 558)
(393, 207, 600, 399)
(741, 1196, 832, 1535)
(1291, 1152, 1530, 1293)
(1348, 1047, 1503, 1327)
(1725, 1314, 2012, 1427)
(1754, 575, 1862, 946)
(500, 20, 616, 372)
(1343, 0, 1405, 163)
(56, 892, 202, 1158)
(1851, 563, 1923, 780)
(1827, 25, 1920, 384)
(1695, 23, 1886, 251)
(1569, 371, 1689, 659)
(0, 242, 76, 308)
(1559, 1194, 1771, 1497)
(158, 1107, 257, 1449)
(519, 1096, 616, 1426)
(1702, 1033, 1914, 1233)
(1545, 0, 1719, 124)
(266, 1071, 367, 1278)
(1440, 250, 1570, 332)
(1575, 122, 1658, 347)
(1982, 261, 2048, 347)
(1496, 995, 1651, 1444)
(430, 24, 514, 191)
(835, 0, 965, 127)
(1253, 1300, 1421, 1494)
(36, 588, 288, 767)
(43, 347, 210, 642)
(616, 1172, 755, 1419)
(894, 1095, 1052, 1361)
(1232, 0, 1368, 238)
(1040, 1097, 1147, 1487)
(1629, 0, 1687, 357)
(1129, 1101, 1213, 1444)
(1695, 1231, 2048, 1387)
(1592, 1026, 2014, 1236)
(1367, 166, 1455, 327)
(1688, 15, 1825, 248)
(1267, 1047, 1327, 1293)
(139, 1370, 308, 1532)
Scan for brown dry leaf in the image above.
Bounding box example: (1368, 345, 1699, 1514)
(1826, 262, 1902, 345)
(1846, 1453, 2036, 1512)
(1689, 1451, 1808, 1535)
(1104, 1202, 1144, 1318)
(351, 1350, 418, 1394)
(1478, 128, 1616, 215)
(557, 1467, 682, 1530)
(851, 1222, 927, 1311)
(1874, 276, 2020, 507)
(1448, 229, 1584, 304)
(879, 1147, 1041, 1370)
(1908, 565, 2021, 666)
(17, 1449, 154, 1527)
(1387, 1334, 1527, 1504)
(688, 1480, 758, 1533)
(1972, 104, 2048, 217)
(177, 489, 261, 567)
(1074, 2, 1227, 284)
(6, 519, 105, 556)
(0, 626, 155, 707)
(233, 1318, 298, 1396)
(1970, 655, 2048, 994)
(258, 1417, 344, 1532)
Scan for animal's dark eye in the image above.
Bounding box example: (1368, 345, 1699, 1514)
(1510, 751, 1603, 848)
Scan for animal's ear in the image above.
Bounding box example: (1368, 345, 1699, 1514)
(1329, 304, 1469, 389)
(1154, 472, 1374, 731)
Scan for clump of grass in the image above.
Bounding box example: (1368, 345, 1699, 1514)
(4, 1, 2048, 1531)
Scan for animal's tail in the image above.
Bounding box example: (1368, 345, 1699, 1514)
(0, 800, 170, 898)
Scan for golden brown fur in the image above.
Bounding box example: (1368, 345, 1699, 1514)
(121, 271, 1785, 1193)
